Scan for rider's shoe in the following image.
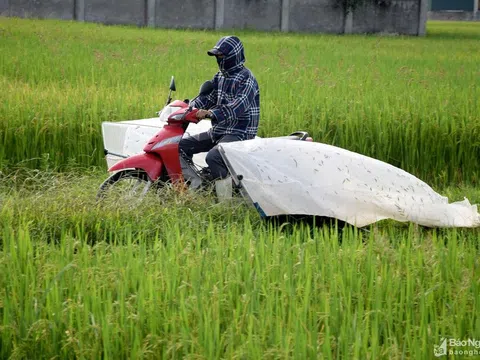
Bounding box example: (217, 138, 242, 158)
(198, 168, 214, 191)
(199, 167, 213, 181)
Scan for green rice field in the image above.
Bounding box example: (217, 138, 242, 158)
(0, 18, 479, 359)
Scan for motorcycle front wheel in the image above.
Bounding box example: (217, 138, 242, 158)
(96, 169, 157, 202)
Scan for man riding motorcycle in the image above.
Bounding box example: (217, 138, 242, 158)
(178, 35, 260, 189)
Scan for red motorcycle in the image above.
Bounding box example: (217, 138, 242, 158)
(98, 77, 311, 199)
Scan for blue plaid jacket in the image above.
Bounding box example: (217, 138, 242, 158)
(192, 36, 260, 142)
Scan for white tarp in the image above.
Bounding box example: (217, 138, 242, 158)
(102, 118, 211, 168)
(220, 138, 480, 228)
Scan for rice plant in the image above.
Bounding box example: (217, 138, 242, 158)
(0, 174, 479, 359)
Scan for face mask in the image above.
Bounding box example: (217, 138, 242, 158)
(216, 56, 224, 70)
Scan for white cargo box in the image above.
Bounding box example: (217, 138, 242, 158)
(101, 117, 212, 169)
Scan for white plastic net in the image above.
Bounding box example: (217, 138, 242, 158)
(220, 138, 480, 228)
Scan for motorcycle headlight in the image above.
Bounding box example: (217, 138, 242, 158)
(169, 112, 185, 121)
(159, 106, 181, 123)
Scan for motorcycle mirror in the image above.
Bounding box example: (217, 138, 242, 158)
(199, 80, 214, 96)
(169, 76, 176, 92)
(186, 80, 215, 112)
(165, 76, 176, 106)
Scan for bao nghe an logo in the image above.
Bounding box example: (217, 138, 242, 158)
(434, 338, 480, 357)
(434, 338, 447, 357)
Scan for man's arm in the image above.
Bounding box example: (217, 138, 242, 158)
(209, 75, 257, 125)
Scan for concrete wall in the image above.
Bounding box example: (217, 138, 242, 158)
(353, 0, 421, 35)
(2, 0, 427, 36)
(289, 0, 344, 33)
(428, 10, 479, 20)
(155, 0, 215, 29)
(222, 0, 283, 31)
(84, 0, 146, 26)
(0, 0, 9, 13)
(5, 0, 74, 20)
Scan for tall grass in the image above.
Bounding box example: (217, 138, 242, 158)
(0, 174, 479, 359)
(1, 18, 479, 186)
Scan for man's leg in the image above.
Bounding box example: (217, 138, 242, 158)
(206, 134, 242, 180)
(179, 131, 215, 160)
(178, 131, 215, 188)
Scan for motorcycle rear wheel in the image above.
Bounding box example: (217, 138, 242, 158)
(97, 169, 157, 202)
